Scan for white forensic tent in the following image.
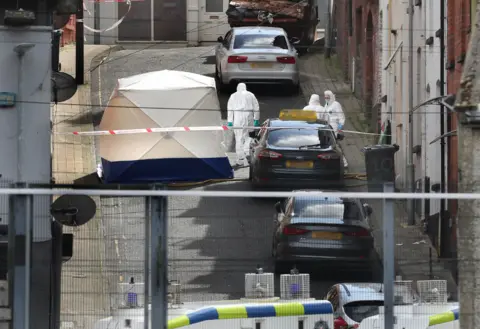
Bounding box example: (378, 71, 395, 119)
(98, 70, 233, 183)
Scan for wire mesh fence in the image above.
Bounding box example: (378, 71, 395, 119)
(1, 187, 462, 329)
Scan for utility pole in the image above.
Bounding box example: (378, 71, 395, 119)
(454, 1, 480, 329)
(76, 0, 84, 84)
(406, 0, 415, 225)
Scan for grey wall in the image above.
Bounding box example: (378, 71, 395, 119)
(84, 1, 118, 44)
(316, 0, 328, 29)
(0, 25, 53, 329)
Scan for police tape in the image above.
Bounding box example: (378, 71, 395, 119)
(57, 126, 387, 136)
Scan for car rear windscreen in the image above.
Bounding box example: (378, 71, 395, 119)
(293, 199, 363, 220)
(267, 128, 335, 148)
(343, 301, 384, 323)
(233, 34, 289, 49)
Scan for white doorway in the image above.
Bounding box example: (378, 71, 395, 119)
(199, 0, 230, 41)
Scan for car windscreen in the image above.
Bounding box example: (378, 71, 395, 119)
(267, 127, 334, 148)
(343, 301, 384, 323)
(233, 34, 289, 49)
(293, 199, 363, 220)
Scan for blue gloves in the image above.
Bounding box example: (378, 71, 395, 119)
(337, 124, 343, 130)
(227, 122, 233, 127)
(254, 120, 259, 126)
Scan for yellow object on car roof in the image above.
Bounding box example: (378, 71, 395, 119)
(279, 109, 317, 122)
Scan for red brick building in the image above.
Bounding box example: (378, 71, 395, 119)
(446, 0, 472, 260)
(333, 0, 380, 129)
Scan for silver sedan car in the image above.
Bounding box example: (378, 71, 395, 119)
(215, 26, 300, 93)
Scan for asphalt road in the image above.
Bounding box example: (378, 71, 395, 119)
(86, 46, 381, 306)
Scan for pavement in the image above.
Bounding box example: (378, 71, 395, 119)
(52, 45, 114, 329)
(53, 44, 457, 328)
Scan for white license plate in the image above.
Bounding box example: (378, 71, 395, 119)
(250, 63, 273, 69)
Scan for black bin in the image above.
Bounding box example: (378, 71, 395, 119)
(361, 144, 399, 192)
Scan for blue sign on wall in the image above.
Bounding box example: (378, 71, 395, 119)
(0, 92, 16, 107)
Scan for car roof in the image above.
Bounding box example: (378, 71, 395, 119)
(337, 283, 385, 303)
(232, 27, 286, 36)
(291, 190, 351, 203)
(269, 119, 329, 128)
(337, 282, 416, 304)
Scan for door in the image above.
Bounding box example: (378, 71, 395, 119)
(118, 0, 151, 41)
(199, 0, 230, 41)
(154, 0, 187, 40)
(216, 30, 232, 73)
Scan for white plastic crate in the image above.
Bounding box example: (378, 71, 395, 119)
(280, 273, 310, 300)
(417, 280, 448, 303)
(244, 272, 275, 298)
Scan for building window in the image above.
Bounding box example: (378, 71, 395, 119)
(206, 0, 223, 12)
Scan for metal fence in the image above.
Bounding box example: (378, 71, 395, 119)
(2, 186, 465, 329)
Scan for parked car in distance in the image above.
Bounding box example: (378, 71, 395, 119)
(215, 26, 300, 92)
(248, 118, 345, 189)
(325, 282, 416, 329)
(271, 191, 374, 274)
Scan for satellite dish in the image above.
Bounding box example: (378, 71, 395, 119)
(51, 72, 77, 102)
(50, 195, 97, 227)
(53, 14, 70, 29)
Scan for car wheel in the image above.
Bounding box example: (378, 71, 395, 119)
(216, 66, 227, 93)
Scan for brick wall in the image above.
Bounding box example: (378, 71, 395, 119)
(446, 0, 471, 255)
(333, 0, 380, 127)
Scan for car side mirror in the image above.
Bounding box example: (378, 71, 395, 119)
(217, 36, 224, 43)
(274, 201, 283, 213)
(290, 37, 301, 45)
(363, 203, 373, 216)
(249, 131, 258, 139)
(336, 132, 344, 140)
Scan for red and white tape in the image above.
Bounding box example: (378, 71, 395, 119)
(55, 126, 384, 136)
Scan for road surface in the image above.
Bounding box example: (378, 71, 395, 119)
(85, 46, 381, 307)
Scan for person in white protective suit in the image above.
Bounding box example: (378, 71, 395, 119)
(303, 94, 329, 121)
(227, 83, 260, 167)
(324, 90, 348, 168)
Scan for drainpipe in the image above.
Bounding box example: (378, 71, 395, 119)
(325, 0, 332, 58)
(439, 0, 447, 255)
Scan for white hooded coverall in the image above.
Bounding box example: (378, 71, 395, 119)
(227, 83, 260, 165)
(324, 90, 348, 168)
(303, 94, 328, 121)
(324, 90, 345, 132)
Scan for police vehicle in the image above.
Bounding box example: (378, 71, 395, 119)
(92, 268, 335, 329)
(248, 110, 345, 189)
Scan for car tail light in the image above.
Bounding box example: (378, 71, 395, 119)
(282, 226, 309, 235)
(228, 55, 248, 63)
(277, 56, 296, 64)
(334, 317, 350, 329)
(344, 228, 370, 237)
(258, 150, 282, 159)
(317, 153, 340, 160)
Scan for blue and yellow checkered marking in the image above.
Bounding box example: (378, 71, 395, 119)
(167, 301, 333, 329)
(428, 308, 459, 326)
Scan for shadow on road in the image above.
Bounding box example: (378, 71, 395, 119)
(173, 180, 383, 301)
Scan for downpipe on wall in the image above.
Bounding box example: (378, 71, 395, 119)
(407, 0, 415, 225)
